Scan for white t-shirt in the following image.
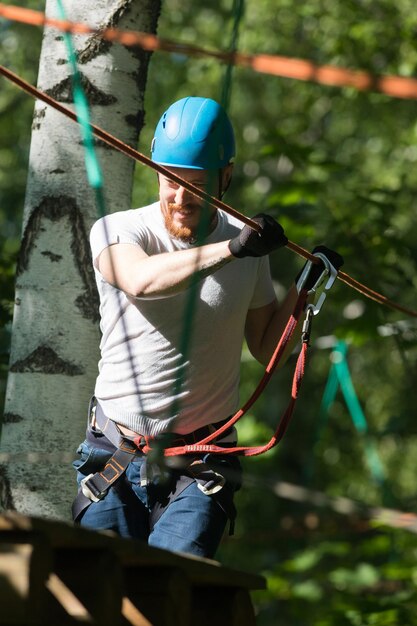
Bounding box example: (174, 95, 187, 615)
(90, 202, 276, 436)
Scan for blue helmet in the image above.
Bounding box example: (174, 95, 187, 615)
(151, 96, 235, 170)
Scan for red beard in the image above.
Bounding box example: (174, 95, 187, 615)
(164, 204, 195, 241)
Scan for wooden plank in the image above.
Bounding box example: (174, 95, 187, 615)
(51, 547, 123, 626)
(0, 536, 51, 625)
(0, 513, 266, 591)
(123, 566, 190, 626)
(45, 572, 95, 624)
(191, 587, 257, 626)
(121, 596, 153, 626)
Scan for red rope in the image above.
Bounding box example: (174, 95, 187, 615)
(2, 63, 416, 319)
(139, 290, 309, 457)
(0, 64, 261, 233)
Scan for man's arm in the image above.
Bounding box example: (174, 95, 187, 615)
(96, 212, 288, 298)
(96, 241, 234, 298)
(246, 245, 344, 366)
(245, 285, 302, 366)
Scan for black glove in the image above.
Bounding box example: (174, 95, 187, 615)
(228, 213, 288, 258)
(296, 245, 344, 292)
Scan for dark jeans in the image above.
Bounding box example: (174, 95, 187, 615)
(73, 426, 241, 559)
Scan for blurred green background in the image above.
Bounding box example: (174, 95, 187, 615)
(1, 1, 417, 624)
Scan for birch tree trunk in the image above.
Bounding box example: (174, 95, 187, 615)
(0, 0, 161, 519)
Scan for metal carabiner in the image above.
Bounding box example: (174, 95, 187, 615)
(301, 304, 315, 344)
(301, 252, 339, 315)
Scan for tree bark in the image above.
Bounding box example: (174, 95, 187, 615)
(1, 0, 161, 518)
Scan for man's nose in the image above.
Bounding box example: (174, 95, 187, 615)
(175, 185, 192, 205)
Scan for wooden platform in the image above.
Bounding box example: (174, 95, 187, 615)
(0, 512, 265, 625)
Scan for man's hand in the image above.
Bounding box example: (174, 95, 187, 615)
(228, 213, 288, 258)
(295, 245, 344, 292)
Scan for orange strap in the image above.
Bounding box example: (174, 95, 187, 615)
(2, 2, 417, 100)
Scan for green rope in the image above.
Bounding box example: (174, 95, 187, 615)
(154, 4, 246, 456)
(319, 357, 340, 421)
(171, 185, 216, 399)
(150, 173, 218, 460)
(56, 0, 106, 218)
(55, 0, 237, 462)
(56, 1, 151, 417)
(221, 0, 245, 111)
(313, 340, 386, 486)
(333, 341, 386, 483)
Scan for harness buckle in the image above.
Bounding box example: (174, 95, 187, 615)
(189, 459, 227, 495)
(196, 470, 226, 495)
(80, 473, 105, 503)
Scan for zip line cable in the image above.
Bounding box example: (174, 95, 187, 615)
(1, 63, 416, 320)
(2, 2, 417, 101)
(0, 64, 258, 229)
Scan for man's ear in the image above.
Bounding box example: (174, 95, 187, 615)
(220, 163, 234, 197)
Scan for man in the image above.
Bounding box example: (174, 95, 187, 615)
(72, 96, 341, 558)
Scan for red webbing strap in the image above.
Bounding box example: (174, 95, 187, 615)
(144, 289, 309, 458)
(164, 341, 308, 458)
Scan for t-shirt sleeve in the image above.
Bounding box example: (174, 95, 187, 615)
(249, 256, 277, 309)
(90, 211, 146, 268)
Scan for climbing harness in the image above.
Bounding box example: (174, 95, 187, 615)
(72, 398, 240, 533)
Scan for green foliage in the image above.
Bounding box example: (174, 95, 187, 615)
(247, 528, 417, 625)
(2, 1, 417, 623)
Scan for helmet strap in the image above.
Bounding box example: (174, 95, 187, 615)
(220, 163, 233, 199)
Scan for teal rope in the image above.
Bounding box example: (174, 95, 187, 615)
(56, 1, 150, 417)
(152, 172, 218, 459)
(221, 0, 245, 111)
(332, 341, 368, 433)
(153, 1, 246, 456)
(158, 4, 246, 454)
(332, 341, 386, 483)
(319, 357, 340, 418)
(56, 0, 106, 218)
(171, 186, 215, 400)
(316, 341, 386, 485)
(55, 0, 236, 460)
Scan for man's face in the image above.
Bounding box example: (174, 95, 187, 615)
(158, 168, 219, 242)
